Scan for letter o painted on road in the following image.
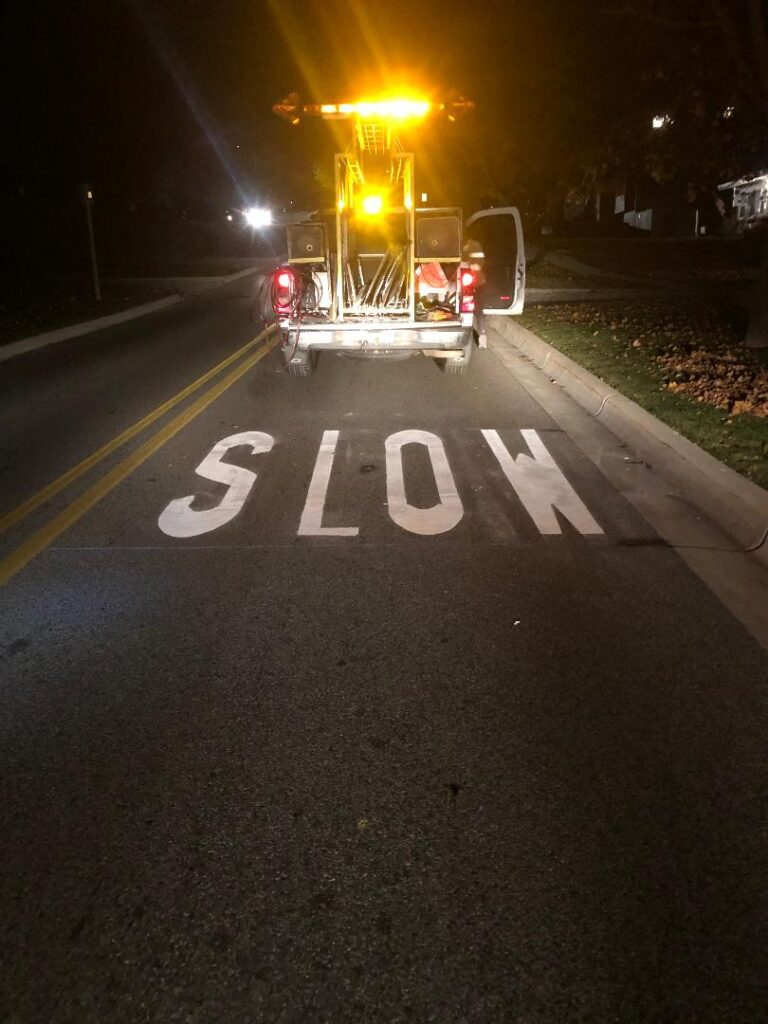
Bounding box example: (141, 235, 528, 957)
(385, 430, 464, 535)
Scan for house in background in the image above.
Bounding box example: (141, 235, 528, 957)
(718, 173, 768, 231)
(562, 177, 722, 236)
(608, 176, 730, 236)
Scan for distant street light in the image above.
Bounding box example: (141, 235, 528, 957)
(652, 114, 672, 130)
(243, 207, 273, 228)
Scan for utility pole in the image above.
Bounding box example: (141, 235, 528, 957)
(81, 184, 101, 301)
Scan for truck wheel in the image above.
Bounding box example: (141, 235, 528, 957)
(444, 358, 470, 376)
(285, 350, 317, 377)
(441, 339, 473, 376)
(287, 361, 312, 378)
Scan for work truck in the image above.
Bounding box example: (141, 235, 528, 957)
(265, 95, 526, 377)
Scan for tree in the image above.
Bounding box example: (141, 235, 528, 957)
(605, 0, 768, 346)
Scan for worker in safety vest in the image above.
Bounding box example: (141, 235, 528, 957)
(463, 237, 487, 346)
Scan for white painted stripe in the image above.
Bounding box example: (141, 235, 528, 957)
(482, 428, 603, 535)
(298, 430, 359, 536)
(385, 430, 464, 536)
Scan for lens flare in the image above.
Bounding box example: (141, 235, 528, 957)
(361, 193, 384, 216)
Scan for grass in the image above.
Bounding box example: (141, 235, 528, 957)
(520, 299, 768, 489)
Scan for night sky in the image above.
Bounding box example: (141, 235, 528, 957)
(4, 1, 612, 208)
(3, 0, 751, 231)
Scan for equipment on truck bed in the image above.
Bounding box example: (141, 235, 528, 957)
(262, 93, 526, 377)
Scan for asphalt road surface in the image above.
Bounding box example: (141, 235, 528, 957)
(2, 275, 767, 1023)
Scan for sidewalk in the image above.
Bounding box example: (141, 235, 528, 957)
(111, 258, 274, 297)
(531, 249, 754, 309)
(527, 287, 655, 304)
(0, 263, 268, 365)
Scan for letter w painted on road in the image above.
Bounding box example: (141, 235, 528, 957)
(482, 429, 603, 535)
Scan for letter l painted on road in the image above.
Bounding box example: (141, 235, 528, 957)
(298, 430, 359, 536)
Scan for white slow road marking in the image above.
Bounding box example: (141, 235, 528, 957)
(156, 428, 603, 539)
(385, 429, 464, 536)
(482, 428, 603, 535)
(298, 430, 359, 537)
(158, 431, 274, 538)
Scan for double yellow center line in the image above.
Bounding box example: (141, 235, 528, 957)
(0, 326, 278, 585)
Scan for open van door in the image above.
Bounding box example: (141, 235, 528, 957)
(464, 207, 526, 314)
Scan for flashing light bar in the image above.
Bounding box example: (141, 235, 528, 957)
(274, 93, 473, 125)
(320, 99, 431, 119)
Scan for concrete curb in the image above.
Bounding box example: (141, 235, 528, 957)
(491, 317, 768, 570)
(0, 265, 266, 365)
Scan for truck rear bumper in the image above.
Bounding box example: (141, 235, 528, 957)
(281, 320, 473, 353)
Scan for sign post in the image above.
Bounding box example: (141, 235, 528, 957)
(81, 184, 101, 301)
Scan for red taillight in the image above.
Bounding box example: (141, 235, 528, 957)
(460, 267, 475, 313)
(274, 268, 294, 315)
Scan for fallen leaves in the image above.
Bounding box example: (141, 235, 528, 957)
(525, 299, 768, 418)
(656, 347, 768, 416)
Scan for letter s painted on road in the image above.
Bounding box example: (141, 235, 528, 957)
(158, 431, 274, 538)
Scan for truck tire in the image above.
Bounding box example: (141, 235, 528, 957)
(287, 361, 312, 377)
(285, 350, 317, 377)
(441, 339, 473, 376)
(444, 359, 470, 376)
